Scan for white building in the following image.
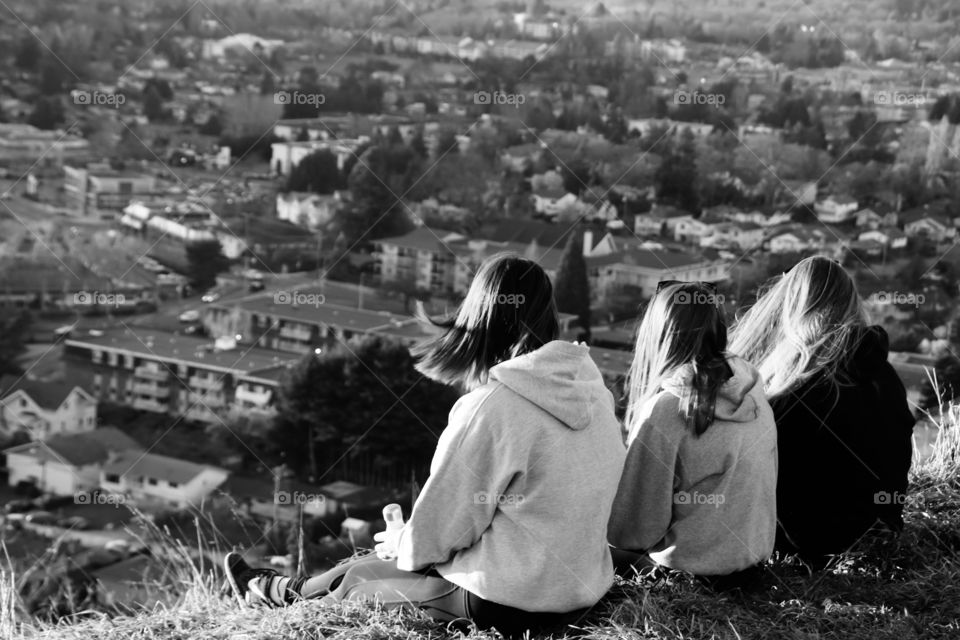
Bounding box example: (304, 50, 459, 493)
(101, 452, 229, 509)
(276, 191, 346, 229)
(269, 139, 367, 177)
(0, 376, 98, 441)
(5, 428, 141, 496)
(814, 195, 859, 223)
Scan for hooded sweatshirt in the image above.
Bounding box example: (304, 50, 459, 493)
(773, 325, 915, 560)
(607, 355, 777, 575)
(395, 341, 626, 613)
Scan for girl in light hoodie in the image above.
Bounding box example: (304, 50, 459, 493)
(225, 253, 626, 637)
(608, 281, 777, 585)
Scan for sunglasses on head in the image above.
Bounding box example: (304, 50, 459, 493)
(656, 280, 719, 295)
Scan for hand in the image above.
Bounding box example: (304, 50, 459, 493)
(373, 526, 402, 561)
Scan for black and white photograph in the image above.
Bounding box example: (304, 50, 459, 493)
(0, 0, 957, 637)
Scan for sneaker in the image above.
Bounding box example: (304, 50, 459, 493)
(223, 551, 280, 607)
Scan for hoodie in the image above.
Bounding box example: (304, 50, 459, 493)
(773, 325, 915, 560)
(395, 341, 626, 613)
(607, 356, 777, 575)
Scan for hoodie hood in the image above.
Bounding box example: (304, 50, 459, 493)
(851, 325, 890, 372)
(488, 341, 610, 430)
(660, 356, 761, 423)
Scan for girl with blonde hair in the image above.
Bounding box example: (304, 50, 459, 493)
(730, 256, 914, 564)
(609, 281, 777, 584)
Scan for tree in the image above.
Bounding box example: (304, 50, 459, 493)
(199, 113, 223, 137)
(260, 71, 277, 96)
(270, 336, 459, 483)
(143, 85, 166, 122)
(27, 97, 64, 130)
(554, 232, 591, 336)
(185, 239, 230, 290)
(656, 128, 700, 212)
(0, 309, 32, 377)
(286, 149, 340, 194)
(14, 35, 40, 71)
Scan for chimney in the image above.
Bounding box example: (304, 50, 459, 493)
(582, 230, 593, 257)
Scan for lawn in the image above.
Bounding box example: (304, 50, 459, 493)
(3, 413, 960, 640)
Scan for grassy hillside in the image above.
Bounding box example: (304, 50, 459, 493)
(3, 413, 960, 640)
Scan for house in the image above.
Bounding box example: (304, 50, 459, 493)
(101, 451, 229, 509)
(814, 195, 859, 223)
(767, 227, 828, 254)
(587, 248, 730, 303)
(700, 221, 765, 251)
(904, 216, 956, 243)
(269, 138, 367, 177)
(671, 216, 713, 244)
(64, 164, 160, 217)
(276, 191, 347, 229)
(855, 207, 898, 229)
(0, 376, 98, 440)
(4, 427, 141, 496)
(859, 228, 908, 249)
(633, 205, 694, 236)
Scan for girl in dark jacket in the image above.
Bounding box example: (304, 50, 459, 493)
(730, 256, 915, 565)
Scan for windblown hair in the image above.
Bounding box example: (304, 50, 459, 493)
(412, 253, 559, 389)
(728, 255, 868, 400)
(626, 282, 733, 437)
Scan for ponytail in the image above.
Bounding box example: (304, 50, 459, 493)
(682, 354, 734, 436)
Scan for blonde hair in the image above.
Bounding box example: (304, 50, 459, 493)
(625, 282, 732, 437)
(729, 256, 868, 400)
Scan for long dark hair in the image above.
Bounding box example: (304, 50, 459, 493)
(412, 253, 560, 389)
(626, 282, 732, 436)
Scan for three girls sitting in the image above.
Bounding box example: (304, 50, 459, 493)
(227, 253, 914, 634)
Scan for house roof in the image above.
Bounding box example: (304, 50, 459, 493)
(483, 220, 578, 247)
(103, 451, 225, 486)
(587, 247, 716, 271)
(0, 375, 86, 411)
(374, 226, 465, 253)
(64, 328, 303, 378)
(5, 427, 142, 467)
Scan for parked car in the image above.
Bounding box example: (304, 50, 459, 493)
(25, 511, 58, 525)
(178, 309, 200, 323)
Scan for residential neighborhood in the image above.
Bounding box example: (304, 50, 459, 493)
(0, 0, 960, 629)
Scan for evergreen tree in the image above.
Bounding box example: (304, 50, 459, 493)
(655, 128, 700, 212)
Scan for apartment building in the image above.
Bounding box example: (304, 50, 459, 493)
(202, 289, 436, 356)
(62, 329, 302, 423)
